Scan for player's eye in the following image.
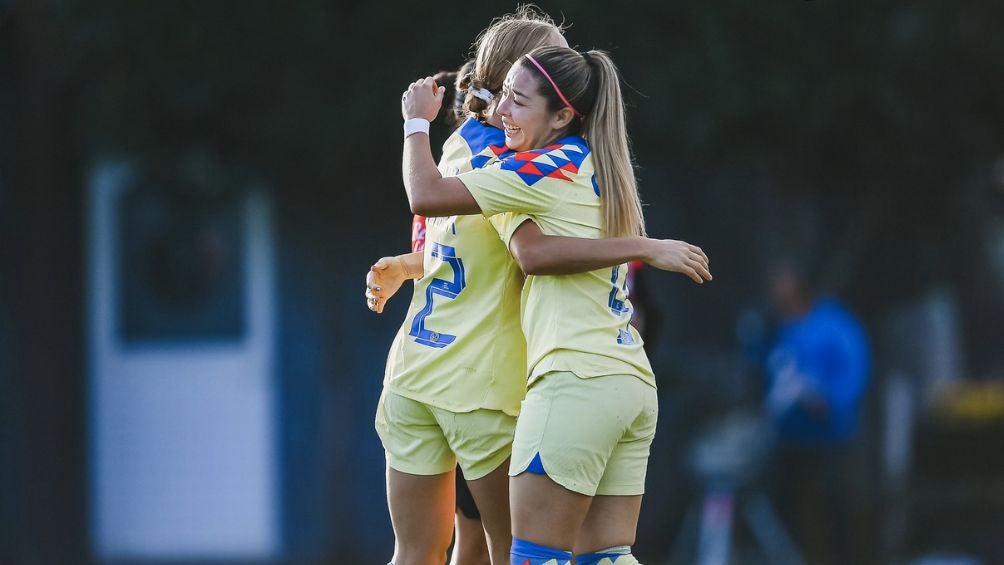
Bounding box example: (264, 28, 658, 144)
(503, 88, 522, 106)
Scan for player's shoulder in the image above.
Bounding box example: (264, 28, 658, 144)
(455, 117, 508, 157)
(498, 136, 592, 187)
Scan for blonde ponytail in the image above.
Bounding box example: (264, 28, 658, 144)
(518, 47, 646, 237)
(581, 51, 646, 237)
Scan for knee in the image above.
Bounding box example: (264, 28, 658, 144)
(394, 543, 451, 565)
(476, 508, 512, 555)
(454, 537, 491, 565)
(460, 548, 491, 565)
(482, 522, 512, 550)
(573, 525, 635, 555)
(480, 529, 510, 565)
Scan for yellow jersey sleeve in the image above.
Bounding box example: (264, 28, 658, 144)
(487, 212, 533, 248)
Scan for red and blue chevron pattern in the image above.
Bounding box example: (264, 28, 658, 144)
(499, 137, 590, 186)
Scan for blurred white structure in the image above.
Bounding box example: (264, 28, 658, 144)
(87, 163, 280, 561)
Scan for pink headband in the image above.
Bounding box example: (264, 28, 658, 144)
(524, 54, 584, 120)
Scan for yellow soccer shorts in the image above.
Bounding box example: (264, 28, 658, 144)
(509, 371, 658, 496)
(375, 390, 517, 480)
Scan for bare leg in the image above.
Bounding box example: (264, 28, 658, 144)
(450, 510, 491, 565)
(387, 466, 456, 565)
(573, 495, 642, 554)
(510, 472, 593, 551)
(465, 460, 512, 565)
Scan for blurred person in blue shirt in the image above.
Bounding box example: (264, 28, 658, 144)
(763, 258, 871, 565)
(765, 266, 870, 443)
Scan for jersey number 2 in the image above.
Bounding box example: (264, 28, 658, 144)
(410, 243, 466, 348)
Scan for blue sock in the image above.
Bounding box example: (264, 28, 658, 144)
(576, 545, 637, 565)
(510, 537, 572, 565)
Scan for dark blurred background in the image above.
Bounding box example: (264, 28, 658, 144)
(1, 1, 1003, 564)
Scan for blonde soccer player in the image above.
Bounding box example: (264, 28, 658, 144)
(368, 12, 568, 565)
(399, 45, 710, 565)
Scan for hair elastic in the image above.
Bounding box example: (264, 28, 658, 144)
(524, 53, 584, 119)
(469, 87, 495, 102)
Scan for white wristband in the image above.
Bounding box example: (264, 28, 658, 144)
(404, 118, 430, 138)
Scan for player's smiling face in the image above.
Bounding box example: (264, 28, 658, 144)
(496, 63, 574, 152)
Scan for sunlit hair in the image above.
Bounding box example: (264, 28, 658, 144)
(517, 46, 646, 237)
(459, 4, 565, 122)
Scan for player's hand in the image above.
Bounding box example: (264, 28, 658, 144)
(365, 256, 408, 314)
(401, 77, 445, 121)
(643, 239, 711, 284)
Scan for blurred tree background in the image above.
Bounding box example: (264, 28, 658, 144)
(1, 1, 1002, 563)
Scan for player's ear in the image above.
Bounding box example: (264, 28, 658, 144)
(550, 107, 575, 131)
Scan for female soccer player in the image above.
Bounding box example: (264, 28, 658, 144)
(371, 12, 569, 565)
(399, 45, 700, 564)
(381, 62, 696, 565)
(379, 15, 710, 565)
(413, 63, 495, 565)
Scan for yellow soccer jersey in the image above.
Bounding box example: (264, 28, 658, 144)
(457, 136, 656, 387)
(384, 117, 527, 416)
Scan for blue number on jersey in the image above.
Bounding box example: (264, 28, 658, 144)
(409, 243, 466, 348)
(608, 264, 631, 315)
(608, 265, 636, 345)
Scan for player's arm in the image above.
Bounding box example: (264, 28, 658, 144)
(365, 251, 423, 314)
(508, 219, 713, 283)
(401, 77, 481, 217)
